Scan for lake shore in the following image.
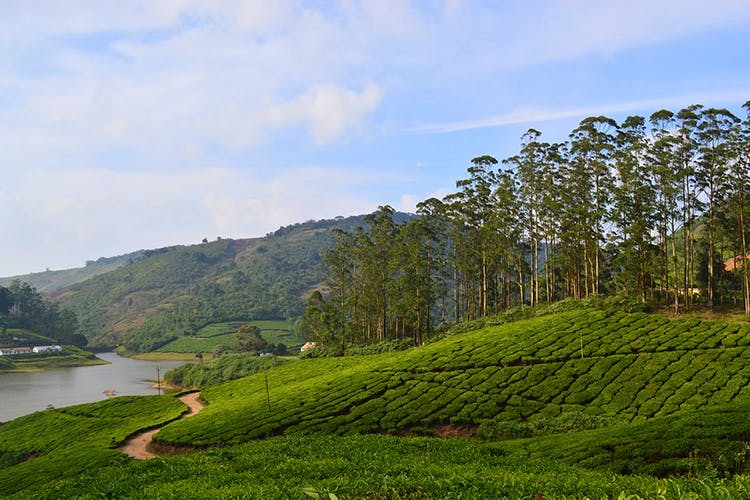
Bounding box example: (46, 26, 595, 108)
(0, 352, 188, 422)
(0, 354, 109, 373)
(130, 351, 214, 362)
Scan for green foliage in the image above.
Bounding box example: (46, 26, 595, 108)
(164, 353, 286, 387)
(56, 216, 381, 351)
(152, 310, 750, 451)
(503, 401, 750, 477)
(18, 434, 750, 499)
(476, 411, 620, 440)
(1, 281, 82, 345)
(0, 395, 185, 496)
(299, 338, 414, 358)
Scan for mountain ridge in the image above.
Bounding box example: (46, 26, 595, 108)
(47, 212, 414, 350)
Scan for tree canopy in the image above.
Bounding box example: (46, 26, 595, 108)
(304, 101, 750, 346)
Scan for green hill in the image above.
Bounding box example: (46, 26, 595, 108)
(4, 309, 750, 497)
(154, 309, 750, 449)
(52, 214, 400, 350)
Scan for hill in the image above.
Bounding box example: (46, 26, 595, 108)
(3, 309, 750, 497)
(52, 214, 412, 350)
(0, 250, 147, 294)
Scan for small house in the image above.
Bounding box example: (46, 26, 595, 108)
(300, 341, 317, 352)
(0, 347, 33, 356)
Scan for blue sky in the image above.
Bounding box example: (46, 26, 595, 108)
(1, 0, 750, 277)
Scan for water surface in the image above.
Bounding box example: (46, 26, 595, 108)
(0, 353, 186, 422)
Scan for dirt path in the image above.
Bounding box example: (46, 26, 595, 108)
(120, 392, 204, 460)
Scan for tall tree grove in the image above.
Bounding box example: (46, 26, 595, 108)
(303, 102, 750, 346)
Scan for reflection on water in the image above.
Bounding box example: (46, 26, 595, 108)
(0, 353, 187, 422)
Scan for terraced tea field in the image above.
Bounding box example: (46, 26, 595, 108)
(156, 320, 295, 353)
(5, 308, 750, 497)
(0, 396, 185, 496)
(156, 309, 750, 446)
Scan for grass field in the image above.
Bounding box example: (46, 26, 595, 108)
(5, 309, 750, 497)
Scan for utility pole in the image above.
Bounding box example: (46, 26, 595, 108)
(156, 365, 161, 396)
(264, 371, 271, 410)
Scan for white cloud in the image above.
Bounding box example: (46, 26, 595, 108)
(268, 84, 382, 144)
(0, 165, 381, 276)
(1, 1, 749, 277)
(412, 89, 750, 134)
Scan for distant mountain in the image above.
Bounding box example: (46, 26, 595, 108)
(0, 250, 148, 294)
(53, 213, 413, 351)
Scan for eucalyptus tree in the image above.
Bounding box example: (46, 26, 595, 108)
(569, 116, 619, 296)
(323, 228, 359, 341)
(445, 155, 500, 318)
(675, 105, 703, 307)
(505, 129, 547, 306)
(649, 109, 683, 313)
(494, 168, 527, 307)
(362, 205, 399, 340)
(537, 142, 568, 302)
(612, 115, 656, 302)
(416, 197, 453, 326)
(719, 102, 750, 312)
(741, 101, 750, 311)
(392, 217, 438, 344)
(695, 108, 740, 309)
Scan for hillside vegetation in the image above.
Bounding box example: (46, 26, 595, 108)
(4, 309, 750, 497)
(0, 396, 185, 495)
(53, 215, 395, 350)
(155, 309, 750, 459)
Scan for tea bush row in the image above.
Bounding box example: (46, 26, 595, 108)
(156, 310, 750, 447)
(0, 395, 186, 496)
(25, 434, 750, 499)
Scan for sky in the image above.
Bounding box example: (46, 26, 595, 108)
(2, 0, 750, 277)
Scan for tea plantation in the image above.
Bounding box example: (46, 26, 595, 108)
(156, 320, 296, 354)
(156, 309, 750, 446)
(5, 309, 750, 498)
(0, 396, 185, 496)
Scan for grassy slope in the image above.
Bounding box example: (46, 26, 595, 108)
(0, 396, 185, 496)
(23, 435, 750, 499)
(5, 309, 750, 497)
(156, 309, 750, 446)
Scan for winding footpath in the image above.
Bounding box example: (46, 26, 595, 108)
(120, 392, 204, 460)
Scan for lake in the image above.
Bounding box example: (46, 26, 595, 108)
(0, 353, 187, 422)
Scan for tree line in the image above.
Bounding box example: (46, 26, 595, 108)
(303, 101, 750, 346)
(0, 280, 85, 345)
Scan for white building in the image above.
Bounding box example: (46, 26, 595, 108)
(0, 347, 34, 356)
(32, 345, 63, 353)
